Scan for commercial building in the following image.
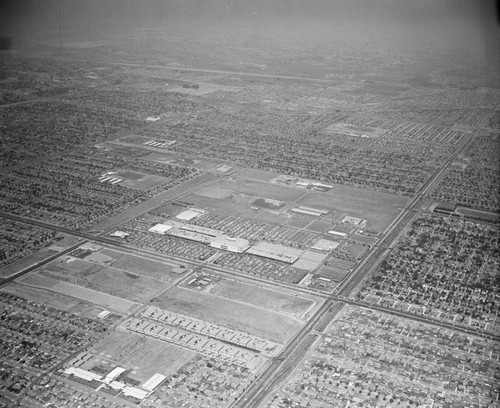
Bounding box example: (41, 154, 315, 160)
(247, 242, 303, 263)
(311, 239, 339, 252)
(209, 235, 250, 253)
(148, 224, 173, 235)
(175, 208, 206, 221)
(291, 206, 329, 217)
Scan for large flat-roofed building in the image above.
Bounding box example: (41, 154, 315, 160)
(209, 235, 250, 253)
(291, 206, 329, 217)
(180, 223, 223, 237)
(142, 374, 167, 391)
(247, 242, 303, 263)
(168, 228, 211, 244)
(311, 239, 339, 252)
(148, 224, 173, 235)
(123, 386, 149, 400)
(175, 208, 206, 221)
(64, 367, 103, 382)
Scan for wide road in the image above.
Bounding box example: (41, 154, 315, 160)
(232, 300, 333, 408)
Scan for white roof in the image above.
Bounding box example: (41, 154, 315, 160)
(110, 230, 130, 238)
(148, 224, 173, 235)
(311, 239, 339, 252)
(175, 209, 204, 221)
(97, 310, 110, 319)
(109, 381, 126, 390)
(328, 230, 348, 237)
(123, 386, 149, 400)
(64, 367, 102, 382)
(209, 235, 250, 252)
(142, 373, 167, 391)
(104, 367, 127, 383)
(247, 242, 302, 263)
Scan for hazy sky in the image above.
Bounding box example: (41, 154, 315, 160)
(1, 0, 498, 70)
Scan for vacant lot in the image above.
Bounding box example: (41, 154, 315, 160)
(91, 329, 195, 382)
(19, 274, 140, 314)
(316, 265, 350, 282)
(234, 168, 281, 182)
(152, 287, 302, 344)
(208, 279, 317, 318)
(114, 170, 169, 191)
(298, 186, 408, 233)
(195, 178, 304, 202)
(39, 258, 171, 303)
(99, 249, 182, 283)
(1, 283, 92, 316)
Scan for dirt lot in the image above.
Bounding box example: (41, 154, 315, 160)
(19, 274, 140, 314)
(152, 286, 302, 344)
(297, 186, 408, 233)
(38, 258, 171, 304)
(208, 279, 317, 319)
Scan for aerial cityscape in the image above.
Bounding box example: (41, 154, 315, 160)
(0, 0, 499, 407)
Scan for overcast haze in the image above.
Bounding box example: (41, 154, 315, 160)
(1, 0, 499, 81)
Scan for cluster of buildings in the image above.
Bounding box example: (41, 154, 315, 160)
(359, 214, 500, 334)
(0, 219, 56, 269)
(142, 355, 252, 408)
(267, 305, 500, 408)
(62, 366, 166, 402)
(0, 99, 140, 168)
(432, 132, 500, 213)
(0, 145, 199, 230)
(0, 294, 111, 401)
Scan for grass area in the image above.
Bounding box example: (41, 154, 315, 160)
(208, 279, 316, 318)
(91, 329, 195, 382)
(153, 286, 302, 344)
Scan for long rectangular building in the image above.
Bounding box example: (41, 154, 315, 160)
(247, 242, 303, 263)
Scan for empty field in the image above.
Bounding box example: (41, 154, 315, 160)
(90, 329, 195, 382)
(298, 186, 408, 232)
(195, 178, 304, 202)
(18, 274, 140, 314)
(315, 265, 350, 282)
(234, 168, 282, 182)
(305, 220, 331, 233)
(207, 279, 317, 318)
(38, 258, 171, 303)
(98, 248, 183, 283)
(0, 247, 59, 279)
(114, 170, 170, 191)
(152, 287, 302, 344)
(1, 283, 93, 316)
